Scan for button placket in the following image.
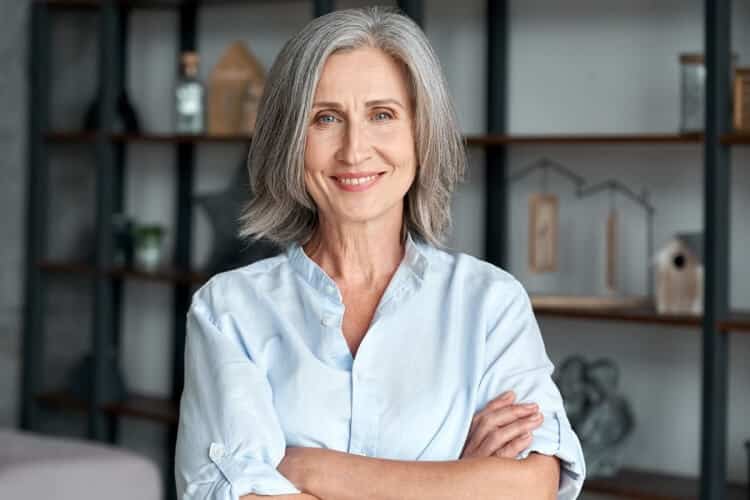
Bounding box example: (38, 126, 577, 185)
(349, 370, 379, 457)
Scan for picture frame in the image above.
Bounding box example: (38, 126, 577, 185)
(528, 193, 559, 273)
(606, 209, 618, 291)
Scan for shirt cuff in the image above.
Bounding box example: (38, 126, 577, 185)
(180, 442, 301, 499)
(517, 411, 586, 500)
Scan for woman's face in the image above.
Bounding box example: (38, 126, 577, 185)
(304, 46, 417, 228)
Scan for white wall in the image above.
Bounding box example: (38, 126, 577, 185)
(8, 0, 750, 486)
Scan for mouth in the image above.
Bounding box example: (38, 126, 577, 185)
(330, 172, 386, 192)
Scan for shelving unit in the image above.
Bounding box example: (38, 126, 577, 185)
(20, 1, 746, 500)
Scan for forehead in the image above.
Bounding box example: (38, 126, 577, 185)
(314, 47, 410, 99)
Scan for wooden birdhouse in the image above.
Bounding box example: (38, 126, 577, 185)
(208, 41, 266, 136)
(653, 233, 704, 315)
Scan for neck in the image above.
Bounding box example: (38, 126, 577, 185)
(303, 216, 406, 290)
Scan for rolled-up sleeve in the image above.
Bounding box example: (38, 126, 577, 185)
(175, 287, 301, 499)
(475, 279, 586, 500)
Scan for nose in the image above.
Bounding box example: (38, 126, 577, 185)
(337, 119, 371, 166)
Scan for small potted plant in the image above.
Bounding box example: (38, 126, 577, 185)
(133, 224, 165, 272)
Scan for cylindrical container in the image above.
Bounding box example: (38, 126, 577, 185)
(679, 54, 706, 133)
(679, 53, 737, 133)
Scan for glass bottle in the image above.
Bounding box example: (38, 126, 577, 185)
(175, 52, 204, 134)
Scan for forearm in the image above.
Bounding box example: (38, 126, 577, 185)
(304, 449, 550, 500)
(241, 494, 321, 499)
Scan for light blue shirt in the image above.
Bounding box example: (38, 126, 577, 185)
(175, 232, 586, 499)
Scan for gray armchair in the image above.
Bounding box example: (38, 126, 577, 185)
(0, 428, 162, 500)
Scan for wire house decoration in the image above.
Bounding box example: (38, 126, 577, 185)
(508, 157, 656, 298)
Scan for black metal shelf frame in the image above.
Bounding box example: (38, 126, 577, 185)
(21, 1, 739, 500)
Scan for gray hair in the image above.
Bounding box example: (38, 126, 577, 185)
(238, 6, 467, 248)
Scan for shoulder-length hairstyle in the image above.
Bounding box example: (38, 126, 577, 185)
(238, 6, 467, 248)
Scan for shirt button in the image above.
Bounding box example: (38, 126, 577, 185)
(321, 315, 336, 327)
(209, 442, 225, 461)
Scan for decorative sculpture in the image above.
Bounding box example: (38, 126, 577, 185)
(554, 356, 635, 478)
(194, 159, 280, 273)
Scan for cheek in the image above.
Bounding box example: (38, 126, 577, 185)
(304, 139, 326, 173)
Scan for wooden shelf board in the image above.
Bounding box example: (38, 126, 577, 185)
(35, 390, 89, 413)
(38, 260, 98, 276)
(45, 131, 251, 144)
(38, 260, 209, 285)
(722, 133, 750, 144)
(109, 265, 209, 285)
(111, 132, 251, 143)
(45, 131, 97, 143)
(36, 390, 177, 425)
(43, 0, 301, 10)
(718, 312, 750, 333)
(464, 133, 704, 145)
(585, 468, 747, 500)
(100, 394, 178, 424)
(533, 304, 703, 327)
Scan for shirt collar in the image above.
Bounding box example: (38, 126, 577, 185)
(286, 230, 430, 302)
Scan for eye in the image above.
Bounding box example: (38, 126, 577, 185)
(373, 110, 394, 121)
(315, 113, 338, 125)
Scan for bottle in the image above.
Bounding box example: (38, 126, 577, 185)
(175, 52, 204, 134)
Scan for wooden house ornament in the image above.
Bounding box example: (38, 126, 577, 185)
(734, 67, 750, 132)
(208, 41, 266, 136)
(653, 233, 703, 315)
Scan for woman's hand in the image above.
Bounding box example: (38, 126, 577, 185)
(460, 390, 544, 459)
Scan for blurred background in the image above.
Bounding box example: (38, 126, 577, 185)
(1, 0, 749, 499)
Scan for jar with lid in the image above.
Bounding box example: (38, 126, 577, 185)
(679, 53, 737, 133)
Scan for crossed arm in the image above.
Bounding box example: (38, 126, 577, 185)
(240, 447, 559, 500)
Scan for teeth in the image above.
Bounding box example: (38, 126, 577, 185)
(337, 175, 378, 185)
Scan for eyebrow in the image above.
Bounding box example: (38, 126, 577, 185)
(312, 98, 405, 110)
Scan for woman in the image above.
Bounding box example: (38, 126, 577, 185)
(175, 7, 584, 500)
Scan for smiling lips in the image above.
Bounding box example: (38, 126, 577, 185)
(331, 172, 385, 192)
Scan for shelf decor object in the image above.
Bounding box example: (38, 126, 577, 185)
(679, 52, 738, 133)
(194, 160, 280, 274)
(680, 53, 707, 133)
(733, 67, 750, 132)
(653, 233, 704, 315)
(208, 41, 266, 136)
(508, 158, 656, 297)
(606, 206, 618, 291)
(175, 51, 205, 134)
(577, 180, 655, 296)
(508, 158, 586, 274)
(133, 224, 166, 272)
(83, 8, 141, 133)
(554, 356, 635, 479)
(528, 193, 559, 273)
